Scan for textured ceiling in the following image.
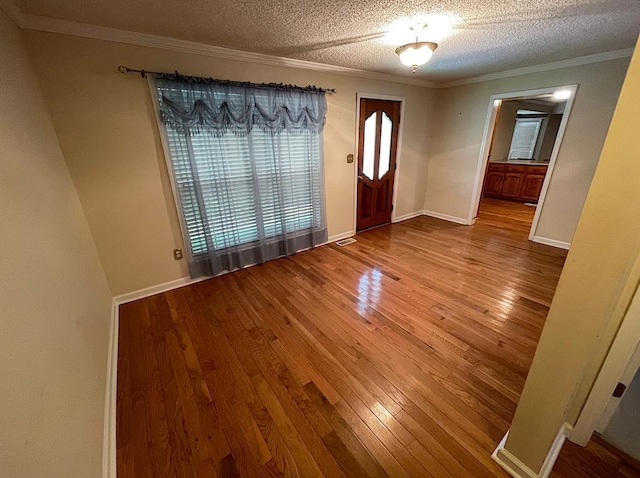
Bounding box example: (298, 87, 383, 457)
(11, 0, 640, 82)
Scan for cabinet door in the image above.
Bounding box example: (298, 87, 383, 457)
(483, 171, 504, 197)
(520, 174, 546, 202)
(501, 172, 524, 198)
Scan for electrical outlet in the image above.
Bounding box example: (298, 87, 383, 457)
(173, 248, 183, 260)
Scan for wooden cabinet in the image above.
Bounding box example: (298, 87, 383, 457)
(520, 174, 545, 201)
(484, 169, 505, 197)
(501, 173, 524, 198)
(482, 163, 547, 203)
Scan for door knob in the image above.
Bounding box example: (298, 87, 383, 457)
(357, 175, 364, 181)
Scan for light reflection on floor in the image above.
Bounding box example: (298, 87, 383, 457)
(496, 287, 517, 321)
(357, 268, 382, 315)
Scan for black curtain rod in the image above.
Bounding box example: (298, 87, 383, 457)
(117, 65, 336, 94)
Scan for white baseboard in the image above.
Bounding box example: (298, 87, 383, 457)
(105, 276, 208, 478)
(392, 210, 425, 223)
(531, 236, 571, 250)
(104, 231, 372, 478)
(327, 231, 356, 243)
(114, 231, 361, 306)
(102, 300, 119, 478)
(113, 276, 209, 305)
(103, 234, 358, 476)
(423, 209, 471, 225)
(492, 423, 572, 478)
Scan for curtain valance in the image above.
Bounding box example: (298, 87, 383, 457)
(154, 73, 328, 136)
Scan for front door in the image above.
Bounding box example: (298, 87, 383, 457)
(356, 98, 401, 231)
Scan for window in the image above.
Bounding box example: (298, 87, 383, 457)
(153, 75, 328, 277)
(165, 127, 323, 256)
(509, 118, 543, 160)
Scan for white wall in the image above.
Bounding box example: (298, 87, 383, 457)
(23, 31, 436, 295)
(425, 58, 630, 243)
(0, 11, 112, 477)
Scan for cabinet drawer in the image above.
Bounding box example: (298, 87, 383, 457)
(506, 165, 527, 173)
(527, 166, 548, 174)
(487, 163, 506, 171)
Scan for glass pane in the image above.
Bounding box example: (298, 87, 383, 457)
(379, 112, 392, 178)
(363, 112, 377, 180)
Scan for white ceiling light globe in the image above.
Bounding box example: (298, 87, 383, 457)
(395, 42, 438, 69)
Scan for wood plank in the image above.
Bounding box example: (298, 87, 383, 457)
(117, 198, 590, 477)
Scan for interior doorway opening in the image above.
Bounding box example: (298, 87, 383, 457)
(470, 86, 577, 247)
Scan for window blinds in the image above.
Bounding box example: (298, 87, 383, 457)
(509, 118, 542, 160)
(153, 76, 328, 278)
(164, 128, 323, 256)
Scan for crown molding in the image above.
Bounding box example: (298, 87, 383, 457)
(1, 0, 633, 90)
(438, 48, 634, 88)
(6, 7, 439, 88)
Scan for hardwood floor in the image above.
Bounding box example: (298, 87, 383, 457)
(554, 435, 640, 478)
(117, 197, 570, 477)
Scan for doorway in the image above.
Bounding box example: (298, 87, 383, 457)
(355, 97, 401, 231)
(598, 347, 640, 462)
(469, 86, 577, 246)
(572, 278, 640, 453)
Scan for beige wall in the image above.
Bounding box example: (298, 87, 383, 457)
(425, 58, 629, 243)
(490, 100, 519, 162)
(538, 114, 562, 162)
(503, 39, 640, 472)
(0, 12, 112, 477)
(23, 31, 436, 295)
(8, 13, 637, 476)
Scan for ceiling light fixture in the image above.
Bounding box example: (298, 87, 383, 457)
(553, 90, 572, 100)
(395, 25, 438, 73)
(396, 41, 438, 72)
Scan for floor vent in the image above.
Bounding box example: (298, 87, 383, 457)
(335, 237, 357, 247)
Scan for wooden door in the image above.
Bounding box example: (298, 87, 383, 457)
(356, 99, 401, 231)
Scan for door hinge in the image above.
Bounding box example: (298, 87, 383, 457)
(394, 163, 397, 171)
(613, 382, 627, 398)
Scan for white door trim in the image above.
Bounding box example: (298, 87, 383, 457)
(102, 300, 119, 478)
(468, 85, 578, 242)
(571, 279, 640, 445)
(595, 344, 640, 433)
(353, 93, 406, 233)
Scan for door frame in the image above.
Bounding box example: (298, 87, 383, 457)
(571, 276, 640, 445)
(468, 85, 578, 244)
(353, 93, 406, 233)
(595, 344, 640, 433)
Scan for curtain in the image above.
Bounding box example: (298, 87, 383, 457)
(152, 74, 328, 278)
